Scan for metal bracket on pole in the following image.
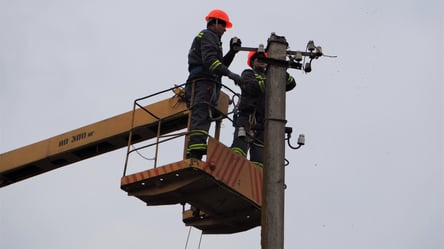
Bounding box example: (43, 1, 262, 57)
(232, 40, 330, 73)
(287, 40, 324, 72)
(232, 43, 266, 53)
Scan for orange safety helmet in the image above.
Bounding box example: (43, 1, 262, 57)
(247, 51, 268, 67)
(205, 9, 232, 28)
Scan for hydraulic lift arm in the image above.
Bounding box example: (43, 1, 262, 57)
(0, 88, 191, 187)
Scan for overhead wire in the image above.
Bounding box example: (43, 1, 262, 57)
(183, 227, 203, 249)
(184, 227, 192, 249)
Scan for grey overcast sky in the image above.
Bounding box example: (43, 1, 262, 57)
(1, 1, 443, 249)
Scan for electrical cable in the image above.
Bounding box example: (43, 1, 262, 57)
(131, 144, 155, 161)
(184, 226, 192, 249)
(198, 231, 203, 249)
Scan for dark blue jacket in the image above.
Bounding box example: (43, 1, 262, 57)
(187, 29, 236, 83)
(238, 68, 296, 124)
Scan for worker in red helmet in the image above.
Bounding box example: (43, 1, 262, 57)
(230, 51, 296, 167)
(185, 9, 243, 160)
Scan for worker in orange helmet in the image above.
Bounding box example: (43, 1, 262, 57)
(185, 9, 243, 160)
(230, 51, 296, 167)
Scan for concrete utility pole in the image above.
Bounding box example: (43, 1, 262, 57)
(231, 32, 326, 249)
(261, 33, 288, 249)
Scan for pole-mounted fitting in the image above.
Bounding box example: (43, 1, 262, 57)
(285, 127, 305, 150)
(232, 40, 328, 73)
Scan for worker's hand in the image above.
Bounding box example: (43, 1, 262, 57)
(230, 37, 242, 53)
(228, 72, 243, 85)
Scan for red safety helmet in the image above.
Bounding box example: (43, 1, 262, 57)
(205, 9, 232, 28)
(247, 51, 268, 67)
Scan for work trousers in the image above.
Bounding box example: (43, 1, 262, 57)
(230, 114, 264, 167)
(185, 80, 220, 158)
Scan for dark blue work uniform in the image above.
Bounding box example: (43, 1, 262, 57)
(231, 68, 296, 167)
(185, 28, 236, 159)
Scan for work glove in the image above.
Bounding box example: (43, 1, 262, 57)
(286, 72, 296, 91)
(228, 72, 243, 85)
(229, 37, 242, 53)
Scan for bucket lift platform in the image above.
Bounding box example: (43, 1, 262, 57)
(120, 137, 263, 234)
